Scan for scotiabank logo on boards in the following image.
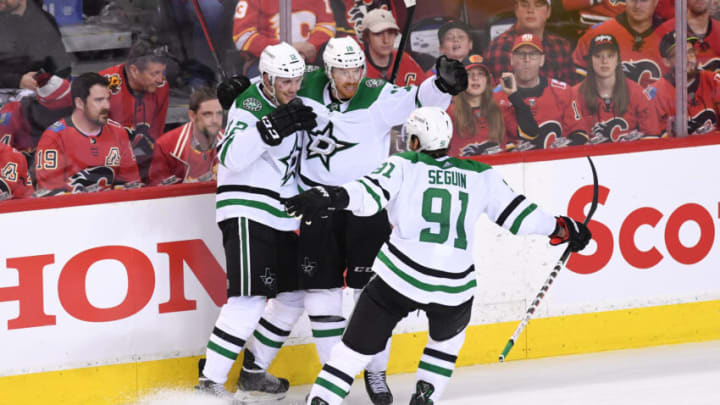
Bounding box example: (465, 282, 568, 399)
(0, 240, 226, 330)
(566, 185, 718, 274)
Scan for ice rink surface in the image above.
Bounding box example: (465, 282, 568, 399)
(136, 340, 720, 405)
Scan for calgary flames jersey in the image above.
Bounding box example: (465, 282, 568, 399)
(573, 14, 664, 87)
(446, 103, 505, 158)
(99, 64, 170, 141)
(569, 78, 661, 143)
(35, 118, 140, 193)
(652, 70, 720, 137)
(365, 49, 429, 86)
(655, 18, 720, 74)
(0, 143, 33, 199)
(149, 122, 220, 186)
(0, 102, 24, 150)
(562, 0, 625, 25)
(232, 0, 336, 57)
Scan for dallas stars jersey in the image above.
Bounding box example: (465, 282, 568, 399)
(341, 151, 556, 305)
(216, 82, 301, 231)
(296, 69, 450, 189)
(656, 18, 720, 74)
(573, 14, 664, 88)
(652, 70, 720, 137)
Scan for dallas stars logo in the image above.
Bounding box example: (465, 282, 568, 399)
(279, 135, 301, 185)
(260, 268, 277, 289)
(306, 122, 357, 171)
(301, 256, 317, 277)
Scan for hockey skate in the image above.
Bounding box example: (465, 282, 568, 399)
(364, 370, 394, 405)
(195, 375, 240, 402)
(408, 380, 435, 405)
(308, 397, 329, 405)
(235, 350, 290, 402)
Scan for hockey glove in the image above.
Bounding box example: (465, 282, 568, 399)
(257, 98, 317, 146)
(435, 55, 468, 96)
(217, 75, 251, 110)
(550, 216, 592, 252)
(283, 186, 349, 218)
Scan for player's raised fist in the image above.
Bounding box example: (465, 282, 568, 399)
(217, 75, 251, 110)
(550, 216, 592, 252)
(435, 55, 468, 96)
(257, 98, 317, 146)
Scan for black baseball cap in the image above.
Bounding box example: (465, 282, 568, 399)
(438, 20, 473, 43)
(659, 30, 699, 59)
(588, 34, 620, 56)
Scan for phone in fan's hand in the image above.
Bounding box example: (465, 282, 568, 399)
(503, 76, 512, 88)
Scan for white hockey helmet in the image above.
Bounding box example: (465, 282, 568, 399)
(404, 107, 454, 152)
(323, 37, 366, 96)
(259, 42, 305, 102)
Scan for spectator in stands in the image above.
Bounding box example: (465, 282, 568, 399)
(573, 0, 664, 87)
(99, 40, 169, 184)
(447, 54, 505, 157)
(485, 0, 575, 85)
(35, 73, 140, 195)
(653, 31, 720, 137)
(149, 87, 223, 186)
(0, 0, 74, 89)
(362, 8, 428, 86)
(656, 0, 720, 73)
(337, 0, 402, 39)
(0, 143, 33, 199)
(562, 0, 626, 27)
(570, 34, 661, 144)
(438, 20, 474, 63)
(494, 34, 578, 151)
(232, 0, 336, 63)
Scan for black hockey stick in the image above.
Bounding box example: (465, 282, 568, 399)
(389, 0, 417, 84)
(190, 0, 227, 81)
(499, 155, 599, 362)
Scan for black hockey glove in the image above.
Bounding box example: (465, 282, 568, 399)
(257, 98, 317, 146)
(435, 55, 468, 96)
(217, 75, 251, 110)
(550, 216, 592, 252)
(283, 186, 349, 218)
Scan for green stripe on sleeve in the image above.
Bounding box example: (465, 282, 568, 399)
(220, 136, 235, 166)
(377, 251, 476, 294)
(509, 203, 538, 235)
(356, 179, 382, 213)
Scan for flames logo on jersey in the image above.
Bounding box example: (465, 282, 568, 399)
(688, 109, 718, 135)
(622, 60, 661, 87)
(608, 0, 626, 5)
(105, 73, 122, 95)
(591, 117, 629, 143)
(68, 166, 116, 193)
(700, 58, 720, 73)
(516, 120, 563, 150)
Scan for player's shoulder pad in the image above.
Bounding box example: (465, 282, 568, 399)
(550, 78, 568, 90)
(48, 120, 66, 132)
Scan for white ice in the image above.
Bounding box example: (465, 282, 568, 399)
(135, 340, 720, 405)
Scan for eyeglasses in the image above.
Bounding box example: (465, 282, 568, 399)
(512, 51, 542, 60)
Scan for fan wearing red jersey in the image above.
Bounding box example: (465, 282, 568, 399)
(573, 0, 664, 87)
(35, 73, 141, 195)
(361, 8, 428, 86)
(232, 0, 336, 61)
(0, 143, 33, 200)
(570, 34, 661, 143)
(149, 87, 223, 186)
(447, 54, 505, 157)
(653, 31, 720, 137)
(655, 0, 720, 74)
(494, 34, 579, 151)
(563, 0, 626, 26)
(99, 40, 169, 183)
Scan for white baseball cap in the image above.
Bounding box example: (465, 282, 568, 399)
(362, 9, 400, 33)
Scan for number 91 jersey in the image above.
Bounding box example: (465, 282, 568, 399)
(342, 151, 557, 305)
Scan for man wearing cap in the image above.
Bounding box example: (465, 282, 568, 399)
(362, 8, 429, 86)
(485, 0, 575, 86)
(495, 33, 580, 151)
(573, 0, 663, 88)
(438, 20, 475, 63)
(655, 0, 720, 73)
(652, 31, 720, 137)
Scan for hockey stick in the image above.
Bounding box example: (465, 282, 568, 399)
(498, 155, 599, 363)
(190, 0, 227, 81)
(389, 0, 417, 84)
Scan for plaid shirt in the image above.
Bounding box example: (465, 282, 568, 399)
(484, 25, 576, 85)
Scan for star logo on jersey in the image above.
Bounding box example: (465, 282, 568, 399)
(279, 135, 301, 185)
(306, 122, 357, 171)
(259, 268, 277, 289)
(301, 256, 317, 277)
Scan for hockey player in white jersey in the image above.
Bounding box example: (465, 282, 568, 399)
(244, 37, 469, 405)
(194, 42, 317, 401)
(283, 107, 592, 405)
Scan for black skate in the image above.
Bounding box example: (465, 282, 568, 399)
(364, 370, 394, 405)
(309, 397, 329, 405)
(408, 380, 435, 405)
(235, 350, 289, 401)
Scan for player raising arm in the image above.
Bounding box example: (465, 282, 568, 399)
(283, 107, 592, 405)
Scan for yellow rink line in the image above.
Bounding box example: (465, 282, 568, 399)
(2, 300, 719, 405)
